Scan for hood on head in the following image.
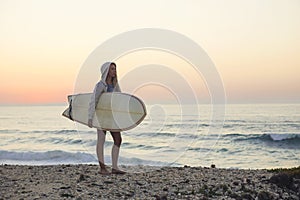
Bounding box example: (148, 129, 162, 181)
(101, 62, 113, 83)
(100, 62, 120, 92)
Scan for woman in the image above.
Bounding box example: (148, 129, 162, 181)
(88, 62, 125, 175)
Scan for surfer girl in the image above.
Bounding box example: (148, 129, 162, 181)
(88, 62, 125, 175)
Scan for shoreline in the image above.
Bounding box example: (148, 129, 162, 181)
(1, 164, 299, 199)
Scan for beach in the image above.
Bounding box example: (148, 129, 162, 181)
(1, 164, 299, 200)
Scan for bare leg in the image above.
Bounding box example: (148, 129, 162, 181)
(111, 132, 125, 174)
(97, 129, 109, 174)
(111, 145, 120, 169)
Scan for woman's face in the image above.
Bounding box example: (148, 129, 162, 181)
(108, 64, 116, 78)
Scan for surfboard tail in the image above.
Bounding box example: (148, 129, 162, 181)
(62, 95, 74, 121)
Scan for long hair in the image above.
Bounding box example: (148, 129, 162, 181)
(110, 62, 118, 87)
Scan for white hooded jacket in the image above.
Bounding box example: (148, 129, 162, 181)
(88, 62, 121, 121)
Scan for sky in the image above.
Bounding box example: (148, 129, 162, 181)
(0, 0, 299, 105)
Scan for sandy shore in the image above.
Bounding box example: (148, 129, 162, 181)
(0, 164, 299, 200)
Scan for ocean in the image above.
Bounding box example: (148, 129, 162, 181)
(0, 104, 299, 169)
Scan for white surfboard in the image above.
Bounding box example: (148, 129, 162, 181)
(62, 92, 147, 131)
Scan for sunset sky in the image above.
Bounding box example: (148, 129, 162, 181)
(0, 0, 299, 105)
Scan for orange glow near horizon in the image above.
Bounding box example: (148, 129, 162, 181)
(0, 62, 77, 104)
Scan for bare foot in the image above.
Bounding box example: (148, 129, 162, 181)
(99, 168, 111, 175)
(112, 168, 126, 175)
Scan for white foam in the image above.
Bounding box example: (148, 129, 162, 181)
(0, 150, 97, 165)
(269, 133, 299, 141)
(0, 150, 173, 166)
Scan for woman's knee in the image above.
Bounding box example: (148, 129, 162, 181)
(115, 136, 122, 147)
(97, 130, 106, 143)
(111, 132, 122, 147)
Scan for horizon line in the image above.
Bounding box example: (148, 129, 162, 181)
(0, 102, 299, 106)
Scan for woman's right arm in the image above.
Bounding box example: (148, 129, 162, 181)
(88, 82, 105, 127)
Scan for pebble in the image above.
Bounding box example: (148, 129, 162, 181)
(0, 164, 299, 199)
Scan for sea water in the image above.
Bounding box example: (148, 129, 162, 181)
(0, 104, 299, 169)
